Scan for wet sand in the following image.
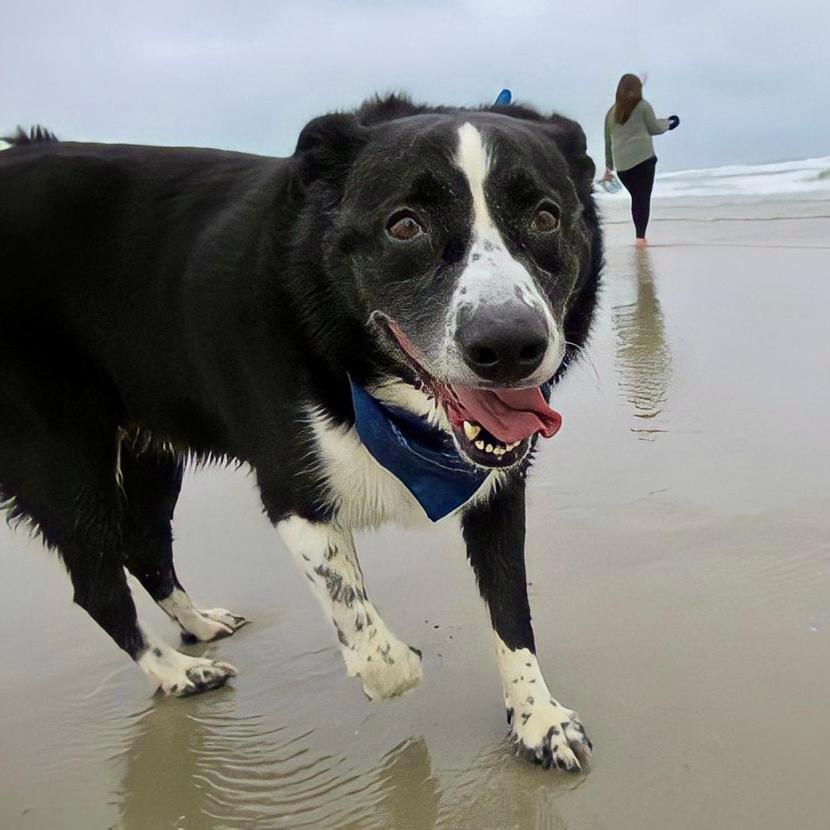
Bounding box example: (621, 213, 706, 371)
(2, 195, 830, 829)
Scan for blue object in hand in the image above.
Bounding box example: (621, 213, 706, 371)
(494, 89, 512, 106)
(668, 114, 680, 130)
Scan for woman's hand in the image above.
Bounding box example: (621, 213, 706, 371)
(667, 115, 680, 130)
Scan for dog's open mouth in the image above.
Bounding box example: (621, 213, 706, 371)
(382, 320, 562, 469)
(444, 385, 562, 468)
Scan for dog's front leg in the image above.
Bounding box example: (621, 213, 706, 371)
(462, 478, 592, 771)
(278, 516, 422, 700)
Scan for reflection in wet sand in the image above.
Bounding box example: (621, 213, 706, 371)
(370, 738, 441, 830)
(118, 689, 361, 828)
(612, 250, 672, 439)
(116, 694, 583, 829)
(116, 659, 441, 828)
(119, 702, 207, 830)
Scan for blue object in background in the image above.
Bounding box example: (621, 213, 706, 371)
(349, 380, 489, 522)
(494, 88, 512, 106)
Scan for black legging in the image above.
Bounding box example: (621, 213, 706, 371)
(617, 156, 657, 238)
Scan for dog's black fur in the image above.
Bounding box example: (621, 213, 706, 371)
(1, 95, 601, 767)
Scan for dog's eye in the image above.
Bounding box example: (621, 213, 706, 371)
(386, 212, 425, 242)
(530, 203, 561, 234)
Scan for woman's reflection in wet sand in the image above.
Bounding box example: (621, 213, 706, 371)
(612, 249, 672, 439)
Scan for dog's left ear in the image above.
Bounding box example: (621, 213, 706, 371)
(294, 113, 370, 188)
(544, 115, 596, 199)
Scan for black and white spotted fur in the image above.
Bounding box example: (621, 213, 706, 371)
(0, 96, 601, 769)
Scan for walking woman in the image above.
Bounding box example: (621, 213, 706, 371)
(604, 74, 679, 248)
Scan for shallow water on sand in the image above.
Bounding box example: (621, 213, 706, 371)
(2, 197, 830, 829)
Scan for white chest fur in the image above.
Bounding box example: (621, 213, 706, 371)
(305, 406, 499, 530)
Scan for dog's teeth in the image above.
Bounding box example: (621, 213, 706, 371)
(463, 421, 481, 441)
(475, 440, 485, 450)
(485, 444, 493, 453)
(493, 447, 505, 457)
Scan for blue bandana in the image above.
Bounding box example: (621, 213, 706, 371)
(349, 380, 489, 522)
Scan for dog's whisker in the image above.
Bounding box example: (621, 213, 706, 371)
(565, 340, 601, 387)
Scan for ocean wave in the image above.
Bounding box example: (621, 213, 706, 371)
(599, 157, 830, 199)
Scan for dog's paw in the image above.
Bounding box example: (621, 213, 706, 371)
(140, 644, 238, 697)
(179, 607, 249, 643)
(176, 659, 238, 696)
(346, 637, 423, 700)
(507, 700, 592, 772)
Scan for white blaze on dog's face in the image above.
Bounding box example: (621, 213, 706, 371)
(445, 122, 563, 387)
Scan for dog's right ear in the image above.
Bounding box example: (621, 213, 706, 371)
(294, 113, 370, 187)
(543, 115, 596, 200)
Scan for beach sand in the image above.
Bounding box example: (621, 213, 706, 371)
(1, 194, 829, 829)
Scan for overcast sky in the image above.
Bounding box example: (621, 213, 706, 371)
(2, 0, 826, 172)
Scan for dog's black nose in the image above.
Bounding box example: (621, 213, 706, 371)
(457, 305, 549, 383)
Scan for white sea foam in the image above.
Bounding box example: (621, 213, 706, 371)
(599, 157, 830, 199)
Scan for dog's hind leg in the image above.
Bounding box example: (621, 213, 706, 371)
(0, 374, 236, 697)
(119, 443, 248, 642)
(277, 516, 423, 700)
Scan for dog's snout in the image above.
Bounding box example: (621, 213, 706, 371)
(457, 304, 549, 384)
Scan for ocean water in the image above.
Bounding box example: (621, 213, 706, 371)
(599, 156, 830, 200)
(599, 156, 830, 239)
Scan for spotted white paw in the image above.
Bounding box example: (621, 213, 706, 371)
(139, 640, 238, 697)
(180, 607, 249, 643)
(160, 590, 248, 642)
(344, 636, 423, 701)
(507, 700, 592, 772)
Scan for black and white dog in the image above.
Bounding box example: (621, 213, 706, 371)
(0, 96, 601, 771)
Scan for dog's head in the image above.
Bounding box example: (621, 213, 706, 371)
(295, 96, 600, 470)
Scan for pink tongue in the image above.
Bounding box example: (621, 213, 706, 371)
(450, 386, 562, 444)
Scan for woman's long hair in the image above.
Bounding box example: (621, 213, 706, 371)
(614, 74, 643, 124)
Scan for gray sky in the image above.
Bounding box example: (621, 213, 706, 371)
(2, 0, 826, 171)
